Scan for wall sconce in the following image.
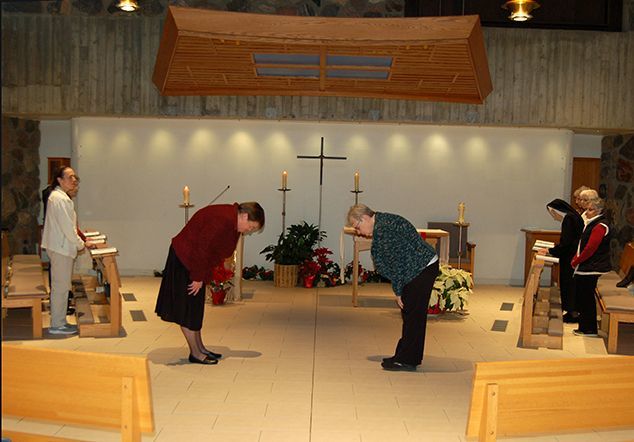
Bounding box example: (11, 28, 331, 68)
(117, 0, 139, 12)
(502, 0, 540, 22)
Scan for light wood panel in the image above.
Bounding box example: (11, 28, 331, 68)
(152, 7, 492, 104)
(466, 356, 634, 440)
(2, 344, 154, 440)
(1, 13, 633, 132)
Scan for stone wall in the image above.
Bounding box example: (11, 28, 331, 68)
(1, 117, 41, 255)
(601, 134, 634, 268)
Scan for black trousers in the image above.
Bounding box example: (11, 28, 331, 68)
(574, 274, 600, 333)
(558, 254, 576, 313)
(394, 260, 440, 366)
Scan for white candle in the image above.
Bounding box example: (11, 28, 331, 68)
(354, 171, 359, 191)
(458, 202, 465, 224)
(183, 186, 190, 205)
(282, 171, 288, 189)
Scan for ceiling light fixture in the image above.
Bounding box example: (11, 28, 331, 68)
(117, 0, 139, 12)
(502, 0, 540, 22)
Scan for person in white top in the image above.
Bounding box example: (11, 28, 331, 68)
(41, 166, 92, 335)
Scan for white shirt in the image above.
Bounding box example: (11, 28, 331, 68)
(41, 187, 84, 258)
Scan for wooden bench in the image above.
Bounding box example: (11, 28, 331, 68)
(465, 356, 634, 441)
(2, 254, 49, 339)
(596, 241, 634, 353)
(1, 343, 154, 441)
(518, 256, 563, 350)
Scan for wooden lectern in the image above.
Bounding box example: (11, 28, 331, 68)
(520, 228, 560, 286)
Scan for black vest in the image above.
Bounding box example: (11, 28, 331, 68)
(577, 215, 611, 273)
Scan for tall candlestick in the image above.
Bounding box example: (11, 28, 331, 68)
(183, 186, 190, 205)
(282, 171, 288, 189)
(354, 171, 359, 191)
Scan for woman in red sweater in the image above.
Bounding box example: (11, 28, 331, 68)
(155, 202, 264, 364)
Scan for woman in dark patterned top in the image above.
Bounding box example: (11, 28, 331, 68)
(155, 202, 265, 365)
(347, 204, 439, 371)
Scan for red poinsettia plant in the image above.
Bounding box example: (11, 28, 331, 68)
(209, 265, 234, 292)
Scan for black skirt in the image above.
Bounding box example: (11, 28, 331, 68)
(155, 246, 206, 331)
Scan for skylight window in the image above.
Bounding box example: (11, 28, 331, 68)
(253, 53, 392, 80)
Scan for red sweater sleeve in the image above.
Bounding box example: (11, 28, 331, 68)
(571, 224, 607, 267)
(171, 204, 240, 284)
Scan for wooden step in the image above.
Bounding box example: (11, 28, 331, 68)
(534, 301, 550, 316)
(548, 317, 564, 337)
(532, 315, 549, 334)
(74, 296, 95, 325)
(537, 289, 550, 301)
(549, 307, 563, 318)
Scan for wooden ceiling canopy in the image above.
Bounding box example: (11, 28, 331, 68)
(153, 7, 492, 104)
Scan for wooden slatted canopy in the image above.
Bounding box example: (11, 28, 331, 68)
(153, 6, 492, 104)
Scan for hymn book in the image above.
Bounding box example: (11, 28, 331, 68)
(90, 247, 118, 257)
(535, 254, 559, 264)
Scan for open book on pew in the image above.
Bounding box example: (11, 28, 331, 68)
(88, 238, 106, 245)
(89, 247, 118, 257)
(533, 240, 556, 251)
(535, 254, 559, 264)
(83, 231, 101, 237)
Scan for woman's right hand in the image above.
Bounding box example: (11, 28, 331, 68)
(187, 281, 203, 296)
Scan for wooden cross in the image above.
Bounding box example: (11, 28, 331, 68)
(297, 137, 347, 235)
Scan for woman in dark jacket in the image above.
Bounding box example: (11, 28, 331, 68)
(542, 199, 583, 323)
(571, 197, 611, 337)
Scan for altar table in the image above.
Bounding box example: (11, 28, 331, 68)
(341, 227, 449, 307)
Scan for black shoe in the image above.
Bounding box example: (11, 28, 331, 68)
(573, 329, 599, 337)
(203, 350, 222, 359)
(563, 312, 579, 323)
(381, 360, 417, 371)
(382, 356, 395, 363)
(188, 354, 219, 365)
(616, 267, 634, 288)
(66, 307, 76, 316)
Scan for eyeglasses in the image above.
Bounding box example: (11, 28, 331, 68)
(353, 219, 362, 229)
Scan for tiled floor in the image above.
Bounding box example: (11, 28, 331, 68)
(2, 278, 634, 441)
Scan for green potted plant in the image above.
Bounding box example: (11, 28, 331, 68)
(261, 222, 325, 287)
(429, 265, 473, 314)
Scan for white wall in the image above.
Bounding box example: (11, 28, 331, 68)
(38, 120, 73, 223)
(71, 117, 573, 284)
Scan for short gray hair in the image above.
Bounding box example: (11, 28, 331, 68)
(586, 197, 604, 211)
(346, 204, 374, 227)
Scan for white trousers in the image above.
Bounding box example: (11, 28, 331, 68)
(48, 250, 74, 328)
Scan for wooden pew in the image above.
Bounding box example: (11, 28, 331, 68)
(74, 245, 123, 337)
(518, 256, 563, 349)
(2, 254, 49, 339)
(596, 241, 634, 353)
(465, 356, 634, 441)
(1, 343, 154, 442)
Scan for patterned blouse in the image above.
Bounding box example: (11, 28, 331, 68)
(371, 212, 437, 296)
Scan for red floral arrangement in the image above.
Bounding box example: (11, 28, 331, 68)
(210, 265, 234, 292)
(299, 248, 342, 287)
